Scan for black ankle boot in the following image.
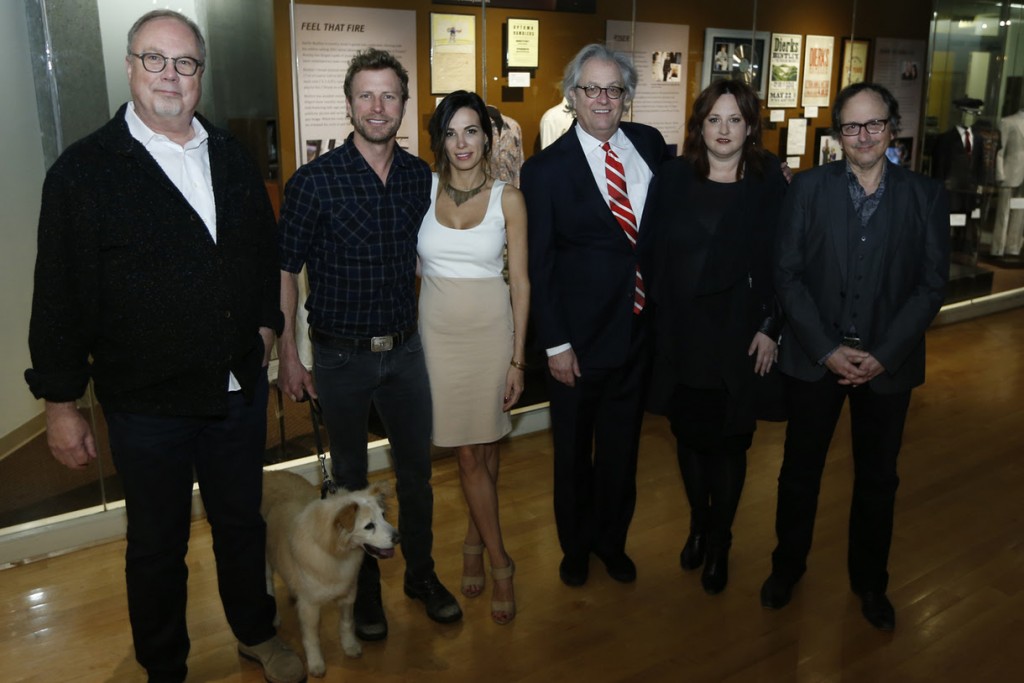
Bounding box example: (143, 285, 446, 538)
(679, 532, 706, 571)
(701, 546, 729, 595)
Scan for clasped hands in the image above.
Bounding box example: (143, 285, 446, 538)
(825, 345, 885, 386)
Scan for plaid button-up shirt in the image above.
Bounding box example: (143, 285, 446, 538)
(280, 134, 432, 338)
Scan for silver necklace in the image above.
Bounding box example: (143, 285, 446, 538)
(443, 177, 487, 206)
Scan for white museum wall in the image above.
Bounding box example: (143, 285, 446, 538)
(0, 0, 47, 443)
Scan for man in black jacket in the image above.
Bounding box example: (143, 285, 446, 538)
(25, 11, 303, 683)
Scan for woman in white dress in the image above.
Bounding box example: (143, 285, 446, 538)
(418, 90, 529, 624)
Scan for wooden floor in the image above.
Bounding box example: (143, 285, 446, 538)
(2, 309, 1022, 682)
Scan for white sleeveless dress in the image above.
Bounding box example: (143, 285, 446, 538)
(417, 175, 513, 447)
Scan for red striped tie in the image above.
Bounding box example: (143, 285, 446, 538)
(603, 141, 645, 314)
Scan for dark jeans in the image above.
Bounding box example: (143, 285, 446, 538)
(546, 317, 650, 559)
(771, 374, 911, 594)
(313, 332, 435, 581)
(106, 371, 276, 682)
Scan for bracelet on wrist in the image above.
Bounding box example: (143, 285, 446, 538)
(509, 359, 527, 370)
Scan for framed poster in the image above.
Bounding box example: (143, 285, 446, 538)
(506, 17, 539, 68)
(767, 33, 802, 109)
(802, 35, 835, 107)
(430, 13, 476, 94)
(702, 28, 770, 100)
(814, 127, 844, 165)
(840, 38, 870, 89)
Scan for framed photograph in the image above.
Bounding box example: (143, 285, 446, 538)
(506, 18, 539, 68)
(814, 127, 843, 166)
(430, 13, 476, 94)
(840, 38, 871, 89)
(702, 28, 771, 100)
(886, 136, 914, 168)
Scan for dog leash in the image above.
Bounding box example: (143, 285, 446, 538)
(302, 391, 337, 499)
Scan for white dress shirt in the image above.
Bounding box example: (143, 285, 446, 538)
(546, 125, 653, 358)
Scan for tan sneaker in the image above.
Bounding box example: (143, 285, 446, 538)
(238, 636, 306, 683)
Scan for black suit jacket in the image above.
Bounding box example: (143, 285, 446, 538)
(521, 121, 669, 368)
(647, 154, 787, 422)
(774, 161, 950, 394)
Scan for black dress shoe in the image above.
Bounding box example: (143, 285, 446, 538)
(700, 547, 728, 595)
(679, 532, 706, 571)
(857, 591, 895, 631)
(354, 579, 388, 641)
(759, 573, 795, 609)
(559, 553, 589, 587)
(595, 550, 637, 583)
(403, 573, 463, 624)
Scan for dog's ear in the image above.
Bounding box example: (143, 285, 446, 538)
(368, 480, 392, 504)
(333, 502, 358, 532)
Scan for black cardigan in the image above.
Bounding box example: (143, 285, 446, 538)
(646, 153, 787, 430)
(26, 105, 282, 416)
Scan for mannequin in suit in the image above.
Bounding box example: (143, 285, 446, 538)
(993, 109, 1024, 256)
(760, 83, 950, 631)
(521, 43, 669, 587)
(929, 100, 983, 260)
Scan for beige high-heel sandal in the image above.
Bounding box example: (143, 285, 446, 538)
(461, 543, 485, 598)
(490, 558, 516, 625)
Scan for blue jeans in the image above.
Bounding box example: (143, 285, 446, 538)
(313, 332, 435, 581)
(106, 370, 276, 682)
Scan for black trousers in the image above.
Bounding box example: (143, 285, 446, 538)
(770, 373, 911, 594)
(668, 385, 751, 550)
(546, 316, 650, 559)
(106, 372, 276, 682)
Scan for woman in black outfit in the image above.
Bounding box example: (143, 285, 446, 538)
(647, 79, 787, 594)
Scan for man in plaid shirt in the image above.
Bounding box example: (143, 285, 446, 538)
(277, 48, 462, 641)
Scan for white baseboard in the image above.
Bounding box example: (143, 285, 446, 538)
(0, 403, 551, 569)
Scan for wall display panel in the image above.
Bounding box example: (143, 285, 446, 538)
(702, 28, 770, 101)
(291, 4, 419, 168)
(802, 35, 835, 107)
(434, 0, 595, 11)
(430, 13, 477, 93)
(840, 38, 871, 89)
(607, 20, 689, 154)
(767, 33, 802, 109)
(873, 37, 926, 167)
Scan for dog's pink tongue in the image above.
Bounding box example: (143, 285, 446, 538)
(367, 545, 395, 559)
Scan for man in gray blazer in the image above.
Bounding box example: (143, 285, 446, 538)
(760, 83, 950, 631)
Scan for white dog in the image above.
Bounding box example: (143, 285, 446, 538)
(261, 470, 399, 677)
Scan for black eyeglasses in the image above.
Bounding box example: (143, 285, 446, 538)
(839, 119, 889, 137)
(130, 52, 204, 77)
(575, 85, 625, 100)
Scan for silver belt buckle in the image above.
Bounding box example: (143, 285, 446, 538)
(370, 335, 394, 352)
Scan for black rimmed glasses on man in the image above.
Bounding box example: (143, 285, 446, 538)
(129, 51, 204, 76)
(839, 119, 889, 137)
(576, 85, 625, 100)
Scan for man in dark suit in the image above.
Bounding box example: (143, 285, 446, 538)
(760, 83, 950, 631)
(521, 43, 669, 587)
